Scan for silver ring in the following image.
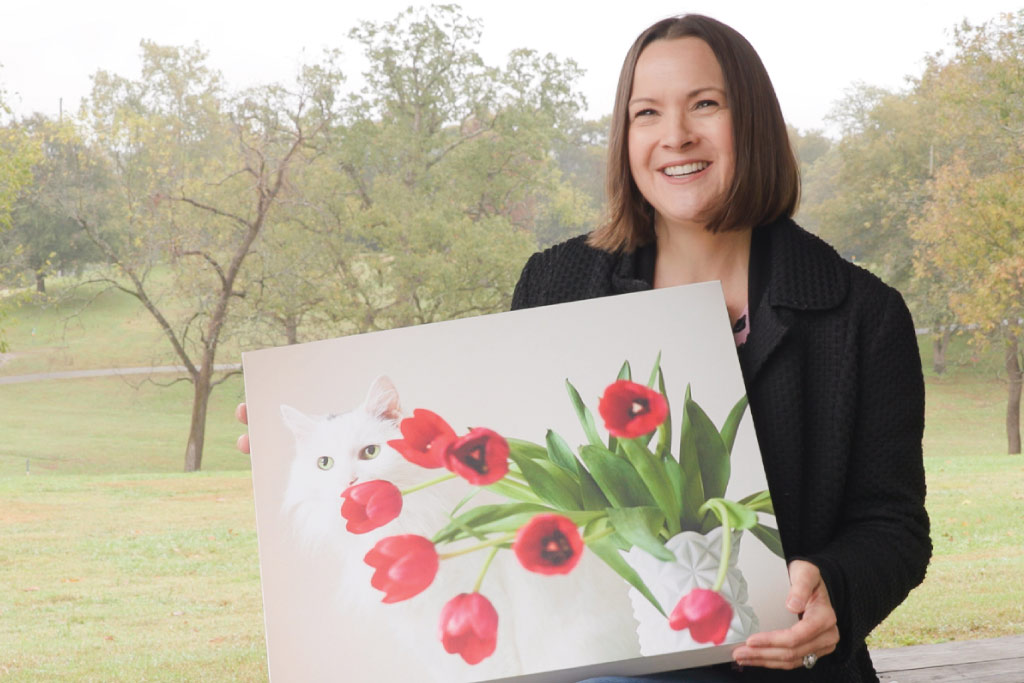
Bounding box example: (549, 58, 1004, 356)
(802, 653, 818, 669)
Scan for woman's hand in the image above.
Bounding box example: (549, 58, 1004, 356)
(236, 403, 250, 454)
(731, 560, 839, 669)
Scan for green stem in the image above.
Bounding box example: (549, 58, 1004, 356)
(438, 532, 516, 560)
(503, 468, 529, 484)
(472, 547, 500, 593)
(582, 526, 615, 545)
(712, 520, 732, 592)
(400, 472, 457, 496)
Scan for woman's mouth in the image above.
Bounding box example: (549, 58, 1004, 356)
(662, 161, 709, 177)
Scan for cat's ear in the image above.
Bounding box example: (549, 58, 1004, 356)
(280, 404, 318, 438)
(363, 376, 401, 422)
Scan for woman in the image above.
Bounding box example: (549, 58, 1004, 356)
(511, 14, 930, 683)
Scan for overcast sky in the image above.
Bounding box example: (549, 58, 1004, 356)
(1, 0, 1019, 135)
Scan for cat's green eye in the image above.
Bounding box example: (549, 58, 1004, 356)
(359, 445, 380, 461)
(317, 456, 334, 470)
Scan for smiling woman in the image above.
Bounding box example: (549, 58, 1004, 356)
(512, 13, 929, 683)
(626, 38, 736, 239)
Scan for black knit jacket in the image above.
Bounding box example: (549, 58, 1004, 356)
(511, 218, 931, 683)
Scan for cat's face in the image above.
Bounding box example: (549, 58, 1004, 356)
(279, 376, 414, 550)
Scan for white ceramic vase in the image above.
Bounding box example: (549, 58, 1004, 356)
(620, 527, 758, 656)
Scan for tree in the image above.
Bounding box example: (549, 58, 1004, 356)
(799, 84, 936, 292)
(2, 115, 101, 293)
(0, 84, 40, 351)
(259, 5, 589, 337)
(0, 89, 37, 233)
(910, 12, 1024, 453)
(58, 42, 338, 471)
(913, 160, 1024, 453)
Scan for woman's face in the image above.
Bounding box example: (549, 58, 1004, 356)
(627, 37, 735, 232)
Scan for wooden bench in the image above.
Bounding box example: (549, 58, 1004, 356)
(872, 635, 1024, 682)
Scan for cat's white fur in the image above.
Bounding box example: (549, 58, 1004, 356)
(279, 377, 639, 682)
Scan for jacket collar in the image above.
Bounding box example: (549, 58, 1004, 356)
(761, 217, 849, 312)
(609, 217, 850, 310)
(607, 217, 850, 384)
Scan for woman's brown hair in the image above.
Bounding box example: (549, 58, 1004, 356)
(588, 14, 800, 252)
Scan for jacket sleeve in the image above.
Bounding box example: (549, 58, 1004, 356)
(804, 286, 931, 662)
(510, 251, 542, 311)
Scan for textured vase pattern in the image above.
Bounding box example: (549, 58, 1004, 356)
(622, 528, 758, 656)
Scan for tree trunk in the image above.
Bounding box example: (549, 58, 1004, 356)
(1007, 334, 1022, 455)
(35, 272, 46, 294)
(184, 362, 214, 472)
(285, 317, 299, 346)
(932, 327, 951, 375)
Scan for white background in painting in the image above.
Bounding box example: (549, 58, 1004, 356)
(243, 282, 793, 682)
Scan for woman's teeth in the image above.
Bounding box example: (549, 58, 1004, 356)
(662, 161, 709, 177)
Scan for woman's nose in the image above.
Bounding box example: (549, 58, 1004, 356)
(661, 113, 697, 149)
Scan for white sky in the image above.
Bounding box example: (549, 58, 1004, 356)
(1, 0, 1019, 136)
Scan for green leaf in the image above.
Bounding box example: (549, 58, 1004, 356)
(432, 503, 552, 544)
(545, 429, 579, 474)
(607, 507, 674, 561)
(617, 360, 632, 381)
(645, 351, 662, 388)
(509, 452, 582, 510)
(653, 366, 672, 459)
(720, 395, 749, 455)
(507, 438, 549, 461)
(566, 378, 603, 448)
(450, 488, 483, 517)
(578, 462, 611, 511)
(485, 479, 544, 505)
(685, 393, 730, 502)
(584, 519, 666, 616)
(737, 489, 775, 515)
(618, 438, 681, 535)
(750, 522, 785, 558)
(677, 384, 706, 529)
(580, 445, 655, 508)
(699, 497, 758, 531)
(473, 509, 602, 536)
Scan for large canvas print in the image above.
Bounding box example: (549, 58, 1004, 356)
(243, 282, 796, 682)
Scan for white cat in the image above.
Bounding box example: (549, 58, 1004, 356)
(278, 376, 640, 682)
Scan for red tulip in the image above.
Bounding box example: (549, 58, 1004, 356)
(388, 409, 456, 468)
(340, 480, 402, 534)
(438, 592, 499, 665)
(513, 513, 583, 575)
(444, 428, 509, 485)
(668, 588, 733, 645)
(598, 380, 668, 438)
(364, 535, 439, 603)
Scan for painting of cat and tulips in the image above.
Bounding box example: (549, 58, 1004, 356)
(242, 283, 795, 682)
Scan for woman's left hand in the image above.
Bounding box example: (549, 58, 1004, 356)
(730, 560, 839, 669)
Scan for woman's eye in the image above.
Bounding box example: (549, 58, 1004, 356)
(317, 456, 334, 470)
(632, 108, 656, 119)
(359, 445, 380, 461)
(694, 99, 719, 110)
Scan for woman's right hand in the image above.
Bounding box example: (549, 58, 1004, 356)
(236, 403, 250, 454)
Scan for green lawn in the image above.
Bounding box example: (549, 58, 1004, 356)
(0, 473, 265, 681)
(1, 286, 1022, 677)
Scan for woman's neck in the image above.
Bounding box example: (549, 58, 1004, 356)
(653, 220, 752, 324)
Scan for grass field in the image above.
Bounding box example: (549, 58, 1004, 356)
(1, 282, 1023, 678)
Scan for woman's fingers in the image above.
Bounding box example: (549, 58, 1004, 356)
(732, 560, 839, 669)
(732, 625, 838, 669)
(235, 403, 250, 454)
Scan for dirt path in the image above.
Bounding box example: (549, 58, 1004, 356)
(0, 363, 242, 385)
